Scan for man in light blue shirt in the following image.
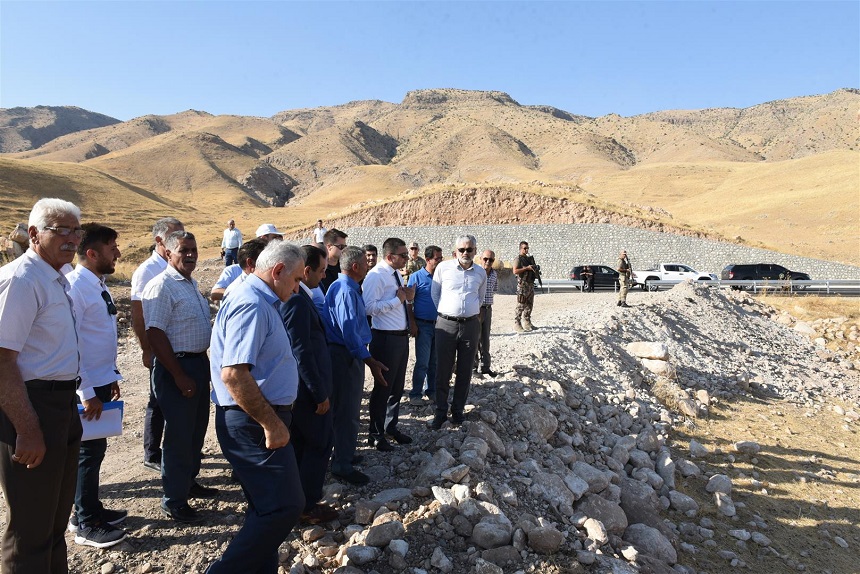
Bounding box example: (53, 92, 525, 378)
(322, 246, 387, 485)
(207, 241, 305, 574)
(407, 245, 443, 405)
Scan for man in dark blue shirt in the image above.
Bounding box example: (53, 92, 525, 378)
(322, 246, 387, 485)
(407, 245, 443, 405)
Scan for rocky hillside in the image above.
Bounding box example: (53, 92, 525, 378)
(0, 105, 120, 153)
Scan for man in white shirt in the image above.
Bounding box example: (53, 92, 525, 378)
(312, 220, 327, 245)
(221, 219, 242, 267)
(130, 217, 183, 472)
(429, 235, 487, 430)
(0, 198, 83, 573)
(362, 238, 416, 450)
(66, 224, 127, 548)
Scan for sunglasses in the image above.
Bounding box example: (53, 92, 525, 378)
(333, 244, 347, 250)
(44, 226, 85, 238)
(101, 290, 117, 316)
(457, 247, 475, 254)
(483, 257, 495, 262)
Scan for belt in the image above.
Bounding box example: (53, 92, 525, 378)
(175, 352, 207, 358)
(481, 304, 492, 308)
(221, 404, 292, 413)
(25, 378, 80, 391)
(438, 313, 477, 323)
(371, 328, 409, 336)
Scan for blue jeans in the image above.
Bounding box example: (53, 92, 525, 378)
(74, 383, 114, 525)
(208, 408, 304, 574)
(152, 355, 210, 510)
(410, 318, 437, 399)
(224, 248, 238, 267)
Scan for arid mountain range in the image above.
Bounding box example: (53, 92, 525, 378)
(1, 88, 857, 265)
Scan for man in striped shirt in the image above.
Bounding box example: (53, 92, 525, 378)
(474, 249, 499, 378)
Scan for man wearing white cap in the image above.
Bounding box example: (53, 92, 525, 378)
(255, 224, 283, 243)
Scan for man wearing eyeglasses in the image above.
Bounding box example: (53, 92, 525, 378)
(474, 249, 499, 378)
(363, 238, 417, 451)
(320, 229, 348, 293)
(66, 224, 127, 548)
(0, 198, 84, 572)
(513, 241, 538, 332)
(429, 235, 487, 430)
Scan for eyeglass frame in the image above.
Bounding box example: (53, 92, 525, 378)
(43, 226, 85, 238)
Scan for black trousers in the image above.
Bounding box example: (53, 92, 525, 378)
(289, 395, 333, 511)
(0, 385, 81, 574)
(368, 331, 409, 438)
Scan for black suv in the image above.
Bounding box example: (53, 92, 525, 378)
(721, 263, 810, 282)
(570, 265, 619, 291)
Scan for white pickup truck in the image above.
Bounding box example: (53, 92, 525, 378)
(632, 263, 716, 291)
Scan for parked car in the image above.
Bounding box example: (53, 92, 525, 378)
(569, 265, 619, 291)
(632, 263, 715, 291)
(721, 263, 810, 289)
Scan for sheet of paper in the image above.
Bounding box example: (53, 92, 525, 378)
(78, 401, 124, 441)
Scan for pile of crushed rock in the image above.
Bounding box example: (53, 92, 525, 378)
(278, 282, 857, 574)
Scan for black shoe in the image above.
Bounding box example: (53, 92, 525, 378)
(351, 454, 364, 465)
(616, 301, 622, 307)
(368, 435, 394, 452)
(428, 416, 446, 430)
(480, 368, 498, 378)
(300, 504, 339, 525)
(68, 508, 127, 532)
(143, 460, 161, 472)
(331, 469, 370, 485)
(189, 482, 219, 498)
(451, 414, 465, 426)
(386, 430, 413, 445)
(74, 522, 127, 548)
(161, 502, 203, 524)
(620, 302, 631, 308)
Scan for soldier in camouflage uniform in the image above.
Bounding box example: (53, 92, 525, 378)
(401, 241, 426, 281)
(513, 241, 538, 332)
(617, 250, 632, 308)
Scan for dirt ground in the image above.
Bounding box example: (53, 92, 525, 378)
(0, 263, 857, 573)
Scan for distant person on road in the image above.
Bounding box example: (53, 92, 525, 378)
(221, 219, 242, 267)
(582, 265, 595, 292)
(513, 241, 538, 332)
(0, 198, 84, 573)
(617, 250, 632, 308)
(320, 229, 348, 293)
(208, 241, 306, 572)
(407, 245, 443, 405)
(474, 249, 499, 377)
(429, 235, 486, 430)
(313, 220, 327, 245)
(131, 216, 183, 473)
(66, 223, 128, 549)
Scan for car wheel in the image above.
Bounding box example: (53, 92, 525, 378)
(645, 279, 659, 292)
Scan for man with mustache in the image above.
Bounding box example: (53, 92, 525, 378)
(142, 231, 215, 523)
(0, 198, 84, 572)
(66, 224, 127, 548)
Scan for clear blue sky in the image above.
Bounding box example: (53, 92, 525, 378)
(1, 1, 857, 121)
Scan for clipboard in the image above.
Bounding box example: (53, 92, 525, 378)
(78, 401, 124, 441)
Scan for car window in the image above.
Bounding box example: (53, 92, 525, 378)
(600, 266, 614, 274)
(679, 265, 693, 272)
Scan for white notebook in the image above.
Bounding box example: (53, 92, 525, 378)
(78, 401, 124, 441)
